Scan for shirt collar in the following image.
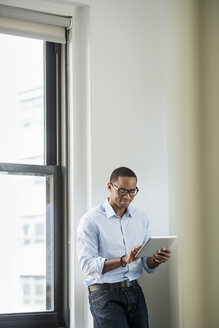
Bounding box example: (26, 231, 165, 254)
(103, 198, 133, 219)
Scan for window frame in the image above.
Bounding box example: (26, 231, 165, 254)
(0, 41, 68, 328)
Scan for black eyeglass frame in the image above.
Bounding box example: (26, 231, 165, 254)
(110, 182, 139, 197)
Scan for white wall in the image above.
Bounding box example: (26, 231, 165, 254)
(89, 0, 172, 237)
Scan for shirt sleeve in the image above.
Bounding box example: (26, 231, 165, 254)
(141, 257, 157, 273)
(77, 215, 106, 278)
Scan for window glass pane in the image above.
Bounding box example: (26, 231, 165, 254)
(0, 173, 54, 313)
(0, 34, 44, 164)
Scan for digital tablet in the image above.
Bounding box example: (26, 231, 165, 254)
(135, 235, 177, 258)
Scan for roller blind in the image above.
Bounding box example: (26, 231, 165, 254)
(0, 4, 71, 43)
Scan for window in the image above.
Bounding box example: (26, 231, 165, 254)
(21, 276, 45, 307)
(0, 5, 70, 328)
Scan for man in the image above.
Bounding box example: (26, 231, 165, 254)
(77, 167, 171, 328)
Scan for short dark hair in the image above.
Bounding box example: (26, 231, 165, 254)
(110, 167, 137, 183)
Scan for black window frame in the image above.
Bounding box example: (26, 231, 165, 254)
(0, 41, 68, 328)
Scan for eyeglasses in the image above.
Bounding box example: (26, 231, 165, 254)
(110, 183, 139, 197)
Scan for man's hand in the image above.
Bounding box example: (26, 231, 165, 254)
(153, 247, 171, 264)
(122, 245, 142, 265)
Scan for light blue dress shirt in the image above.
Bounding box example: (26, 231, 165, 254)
(77, 198, 156, 286)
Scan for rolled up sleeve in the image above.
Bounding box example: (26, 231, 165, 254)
(77, 216, 106, 278)
(141, 257, 157, 273)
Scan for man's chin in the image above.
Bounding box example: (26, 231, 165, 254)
(119, 201, 130, 208)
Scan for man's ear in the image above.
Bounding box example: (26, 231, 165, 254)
(107, 182, 111, 192)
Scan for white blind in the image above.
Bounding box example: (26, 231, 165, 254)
(0, 5, 71, 44)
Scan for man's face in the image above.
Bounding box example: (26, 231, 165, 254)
(107, 176, 137, 209)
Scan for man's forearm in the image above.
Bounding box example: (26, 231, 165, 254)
(102, 246, 145, 274)
(102, 257, 123, 274)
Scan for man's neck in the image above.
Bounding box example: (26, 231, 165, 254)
(109, 200, 126, 218)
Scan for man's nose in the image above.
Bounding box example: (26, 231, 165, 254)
(124, 192, 132, 199)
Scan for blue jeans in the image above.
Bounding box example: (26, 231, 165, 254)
(89, 282, 149, 328)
